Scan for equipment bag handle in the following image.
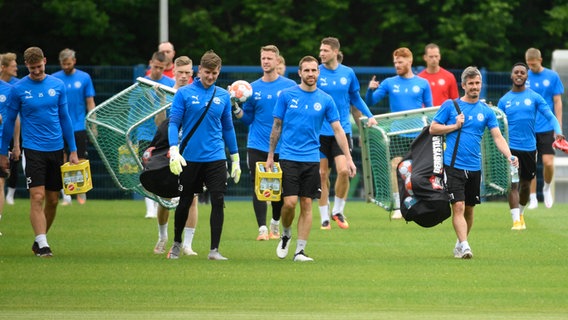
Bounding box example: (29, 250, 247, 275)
(450, 99, 462, 168)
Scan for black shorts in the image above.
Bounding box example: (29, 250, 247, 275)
(179, 160, 227, 195)
(23, 148, 65, 191)
(444, 166, 481, 206)
(390, 135, 414, 159)
(247, 148, 279, 183)
(536, 130, 555, 156)
(280, 160, 321, 199)
(65, 130, 89, 159)
(319, 134, 352, 163)
(511, 149, 536, 181)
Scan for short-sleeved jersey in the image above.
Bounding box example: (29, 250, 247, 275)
(168, 78, 238, 162)
(52, 69, 96, 132)
(3, 75, 76, 153)
(273, 85, 339, 162)
(240, 75, 296, 153)
(318, 64, 373, 136)
(417, 67, 459, 106)
(433, 99, 499, 171)
(497, 88, 558, 151)
(526, 68, 564, 133)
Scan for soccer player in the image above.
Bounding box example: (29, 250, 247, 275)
(53, 48, 96, 205)
(275, 55, 286, 77)
(417, 43, 459, 106)
(497, 63, 563, 230)
(233, 45, 296, 240)
(430, 66, 515, 259)
(152, 56, 200, 256)
(0, 79, 12, 224)
(317, 37, 376, 229)
(525, 48, 564, 209)
(366, 47, 433, 219)
(145, 41, 179, 80)
(267, 55, 356, 262)
(0, 46, 79, 257)
(166, 50, 241, 260)
(0, 52, 21, 206)
(137, 51, 175, 218)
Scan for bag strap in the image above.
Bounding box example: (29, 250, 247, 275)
(450, 99, 462, 168)
(179, 87, 216, 153)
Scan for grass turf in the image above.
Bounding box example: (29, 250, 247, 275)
(0, 199, 567, 319)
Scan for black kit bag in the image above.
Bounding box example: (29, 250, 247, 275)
(396, 99, 462, 228)
(139, 88, 216, 198)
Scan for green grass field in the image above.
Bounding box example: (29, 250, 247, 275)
(1, 198, 567, 319)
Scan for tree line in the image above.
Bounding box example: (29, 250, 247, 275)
(1, 0, 567, 71)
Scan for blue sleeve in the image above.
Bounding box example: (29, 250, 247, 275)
(423, 82, 434, 107)
(221, 97, 238, 154)
(537, 95, 562, 134)
(168, 91, 185, 146)
(59, 89, 77, 152)
(0, 93, 18, 155)
(486, 108, 499, 130)
(239, 99, 254, 125)
(365, 80, 388, 106)
(432, 100, 452, 125)
(350, 91, 373, 117)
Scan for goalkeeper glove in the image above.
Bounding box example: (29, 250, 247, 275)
(230, 153, 241, 183)
(231, 100, 242, 115)
(169, 146, 186, 175)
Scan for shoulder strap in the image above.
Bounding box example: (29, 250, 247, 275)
(450, 99, 462, 168)
(179, 87, 216, 153)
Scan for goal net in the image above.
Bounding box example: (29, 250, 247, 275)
(358, 106, 510, 212)
(86, 77, 178, 208)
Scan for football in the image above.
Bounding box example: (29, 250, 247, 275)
(405, 176, 413, 196)
(228, 80, 253, 103)
(398, 159, 412, 180)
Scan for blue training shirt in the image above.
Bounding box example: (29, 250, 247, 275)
(318, 64, 373, 136)
(526, 68, 564, 133)
(273, 85, 340, 162)
(240, 75, 296, 153)
(0, 80, 12, 143)
(168, 77, 238, 162)
(497, 88, 561, 151)
(52, 69, 96, 132)
(365, 75, 433, 111)
(1, 75, 76, 154)
(433, 98, 499, 171)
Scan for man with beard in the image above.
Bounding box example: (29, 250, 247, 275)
(266, 56, 356, 262)
(233, 45, 296, 241)
(366, 47, 433, 219)
(430, 66, 515, 259)
(317, 37, 376, 230)
(497, 63, 564, 231)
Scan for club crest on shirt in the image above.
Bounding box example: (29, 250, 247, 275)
(340, 77, 348, 85)
(524, 98, 532, 106)
(74, 81, 82, 89)
(314, 102, 322, 111)
(477, 113, 484, 122)
(213, 97, 221, 104)
(48, 89, 56, 97)
(0, 94, 6, 103)
(412, 85, 420, 93)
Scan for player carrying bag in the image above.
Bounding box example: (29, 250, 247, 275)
(139, 88, 216, 198)
(396, 100, 462, 227)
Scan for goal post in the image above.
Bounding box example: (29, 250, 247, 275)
(358, 106, 510, 212)
(86, 77, 178, 208)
